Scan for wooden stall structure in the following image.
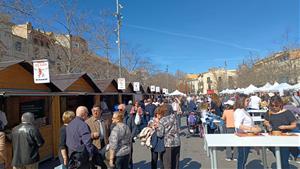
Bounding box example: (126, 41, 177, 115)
(0, 60, 61, 165)
(51, 73, 101, 112)
(51, 73, 101, 156)
(121, 82, 135, 104)
(94, 79, 119, 112)
(134, 84, 145, 102)
(146, 86, 156, 99)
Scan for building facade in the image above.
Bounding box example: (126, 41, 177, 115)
(199, 68, 237, 94)
(0, 19, 90, 74)
(184, 69, 237, 95)
(253, 49, 300, 85)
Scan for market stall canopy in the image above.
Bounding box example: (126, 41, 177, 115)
(255, 82, 272, 92)
(0, 60, 60, 95)
(243, 84, 258, 94)
(268, 83, 292, 92)
(291, 83, 300, 90)
(169, 90, 186, 96)
(267, 82, 280, 91)
(94, 79, 118, 94)
(51, 73, 101, 93)
(120, 82, 134, 94)
(235, 88, 245, 93)
(220, 89, 236, 94)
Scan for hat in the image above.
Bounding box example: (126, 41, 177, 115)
(268, 93, 275, 97)
(224, 100, 235, 106)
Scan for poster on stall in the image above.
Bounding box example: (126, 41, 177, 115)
(133, 82, 140, 92)
(150, 85, 155, 92)
(117, 78, 126, 90)
(162, 88, 166, 94)
(33, 59, 50, 84)
(156, 86, 160, 93)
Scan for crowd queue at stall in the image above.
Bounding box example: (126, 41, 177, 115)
(0, 60, 300, 169)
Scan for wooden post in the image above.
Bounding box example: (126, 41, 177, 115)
(94, 95, 100, 106)
(118, 94, 122, 104)
(51, 96, 61, 158)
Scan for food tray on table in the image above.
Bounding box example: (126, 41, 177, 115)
(235, 132, 263, 137)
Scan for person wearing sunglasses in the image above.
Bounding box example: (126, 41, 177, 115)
(264, 95, 297, 168)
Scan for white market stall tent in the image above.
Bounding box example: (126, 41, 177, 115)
(169, 90, 186, 96)
(254, 82, 272, 92)
(235, 88, 245, 93)
(291, 83, 300, 90)
(243, 84, 258, 94)
(267, 82, 292, 92)
(220, 89, 236, 94)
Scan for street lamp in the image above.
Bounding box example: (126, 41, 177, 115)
(115, 0, 123, 78)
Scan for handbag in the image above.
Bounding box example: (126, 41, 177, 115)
(134, 113, 141, 125)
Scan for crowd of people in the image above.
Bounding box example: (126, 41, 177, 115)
(0, 90, 299, 169)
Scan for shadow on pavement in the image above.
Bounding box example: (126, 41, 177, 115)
(270, 162, 299, 169)
(133, 160, 151, 168)
(180, 157, 201, 169)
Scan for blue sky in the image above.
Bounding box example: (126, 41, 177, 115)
(30, 0, 300, 74)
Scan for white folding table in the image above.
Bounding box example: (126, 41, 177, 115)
(247, 109, 268, 117)
(205, 133, 300, 169)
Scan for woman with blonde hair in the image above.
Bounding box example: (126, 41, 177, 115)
(59, 111, 75, 169)
(108, 111, 132, 169)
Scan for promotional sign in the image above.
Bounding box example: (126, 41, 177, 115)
(150, 85, 155, 92)
(166, 89, 169, 94)
(117, 78, 126, 90)
(133, 82, 140, 92)
(162, 88, 166, 94)
(33, 59, 50, 84)
(155, 86, 160, 93)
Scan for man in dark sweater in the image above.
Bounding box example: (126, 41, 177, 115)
(145, 99, 157, 123)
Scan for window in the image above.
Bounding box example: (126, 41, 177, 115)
(15, 41, 22, 51)
(207, 77, 211, 83)
(33, 38, 38, 45)
(73, 42, 80, 48)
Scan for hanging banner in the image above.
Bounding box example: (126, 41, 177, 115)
(133, 82, 140, 92)
(33, 59, 50, 84)
(156, 86, 160, 93)
(150, 85, 155, 92)
(117, 78, 126, 90)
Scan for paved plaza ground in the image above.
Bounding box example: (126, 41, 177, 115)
(40, 118, 300, 169)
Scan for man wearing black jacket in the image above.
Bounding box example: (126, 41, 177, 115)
(12, 112, 44, 169)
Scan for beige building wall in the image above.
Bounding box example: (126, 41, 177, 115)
(253, 50, 300, 84)
(199, 69, 237, 94)
(1, 21, 90, 73)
